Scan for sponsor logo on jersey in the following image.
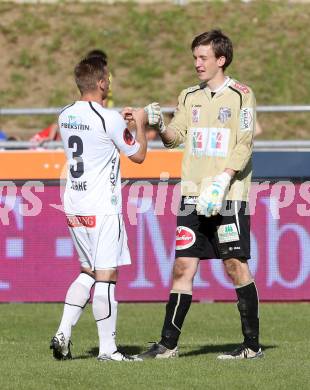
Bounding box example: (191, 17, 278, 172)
(240, 108, 254, 131)
(207, 128, 230, 157)
(190, 127, 207, 157)
(192, 129, 203, 149)
(176, 226, 196, 250)
(123, 128, 135, 145)
(111, 194, 118, 205)
(218, 107, 231, 124)
(66, 215, 96, 228)
(217, 223, 239, 243)
(192, 105, 201, 123)
(191, 127, 230, 158)
(110, 156, 119, 205)
(211, 131, 222, 149)
(61, 122, 90, 131)
(110, 157, 117, 187)
(61, 115, 90, 131)
(233, 82, 250, 94)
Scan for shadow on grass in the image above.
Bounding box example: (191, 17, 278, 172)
(181, 343, 277, 358)
(73, 345, 141, 360)
(73, 344, 277, 360)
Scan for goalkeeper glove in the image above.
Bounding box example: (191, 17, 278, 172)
(196, 172, 231, 217)
(144, 102, 166, 133)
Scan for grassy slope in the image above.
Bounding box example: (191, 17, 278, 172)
(0, 302, 310, 389)
(0, 1, 309, 139)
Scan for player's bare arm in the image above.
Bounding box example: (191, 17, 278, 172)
(122, 107, 147, 164)
(159, 125, 177, 145)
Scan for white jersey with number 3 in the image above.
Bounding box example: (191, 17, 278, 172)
(59, 101, 140, 215)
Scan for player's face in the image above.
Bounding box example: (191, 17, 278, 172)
(193, 45, 225, 82)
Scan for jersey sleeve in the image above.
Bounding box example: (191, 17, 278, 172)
(226, 89, 256, 172)
(106, 112, 140, 157)
(164, 90, 188, 148)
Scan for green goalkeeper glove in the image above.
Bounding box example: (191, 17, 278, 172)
(196, 172, 231, 217)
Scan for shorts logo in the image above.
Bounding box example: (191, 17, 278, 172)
(229, 246, 240, 251)
(217, 223, 239, 244)
(176, 226, 196, 250)
(184, 196, 198, 205)
(192, 106, 201, 123)
(218, 107, 231, 124)
(123, 128, 135, 145)
(67, 215, 96, 228)
(240, 108, 254, 132)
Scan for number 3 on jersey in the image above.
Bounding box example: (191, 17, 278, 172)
(68, 135, 84, 178)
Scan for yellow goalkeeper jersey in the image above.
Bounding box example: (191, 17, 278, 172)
(166, 77, 255, 201)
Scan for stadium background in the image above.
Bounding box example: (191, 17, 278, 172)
(1, 2, 310, 389)
(1, 150, 310, 302)
(1, 0, 310, 302)
(0, 0, 310, 140)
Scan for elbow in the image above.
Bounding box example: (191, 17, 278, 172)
(137, 149, 147, 163)
(136, 156, 145, 164)
(140, 153, 147, 163)
(130, 151, 146, 164)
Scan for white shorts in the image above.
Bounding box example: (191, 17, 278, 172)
(67, 214, 131, 270)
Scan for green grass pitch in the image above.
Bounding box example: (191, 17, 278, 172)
(1, 302, 310, 390)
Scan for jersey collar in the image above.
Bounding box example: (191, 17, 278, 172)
(202, 77, 231, 100)
(210, 76, 231, 95)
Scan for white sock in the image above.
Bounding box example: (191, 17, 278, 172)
(92, 282, 117, 357)
(57, 273, 95, 339)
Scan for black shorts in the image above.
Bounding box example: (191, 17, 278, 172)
(175, 197, 251, 260)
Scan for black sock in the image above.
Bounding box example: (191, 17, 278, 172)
(160, 291, 192, 350)
(236, 281, 260, 352)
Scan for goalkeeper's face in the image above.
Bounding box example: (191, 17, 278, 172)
(193, 45, 225, 82)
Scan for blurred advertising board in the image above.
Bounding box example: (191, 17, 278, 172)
(1, 180, 310, 301)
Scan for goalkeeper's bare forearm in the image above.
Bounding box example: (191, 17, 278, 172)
(159, 126, 177, 148)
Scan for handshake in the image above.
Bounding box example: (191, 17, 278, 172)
(122, 102, 166, 133)
(143, 102, 166, 133)
(196, 172, 231, 218)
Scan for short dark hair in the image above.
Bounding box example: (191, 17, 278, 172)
(74, 57, 107, 94)
(85, 49, 108, 62)
(191, 29, 233, 70)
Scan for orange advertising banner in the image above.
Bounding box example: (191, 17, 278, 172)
(0, 149, 183, 180)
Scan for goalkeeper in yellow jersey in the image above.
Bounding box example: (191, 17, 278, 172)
(139, 29, 262, 360)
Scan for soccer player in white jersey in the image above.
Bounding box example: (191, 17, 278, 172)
(50, 56, 147, 362)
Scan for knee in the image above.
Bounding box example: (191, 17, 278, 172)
(224, 259, 251, 286)
(224, 260, 240, 280)
(173, 262, 189, 280)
